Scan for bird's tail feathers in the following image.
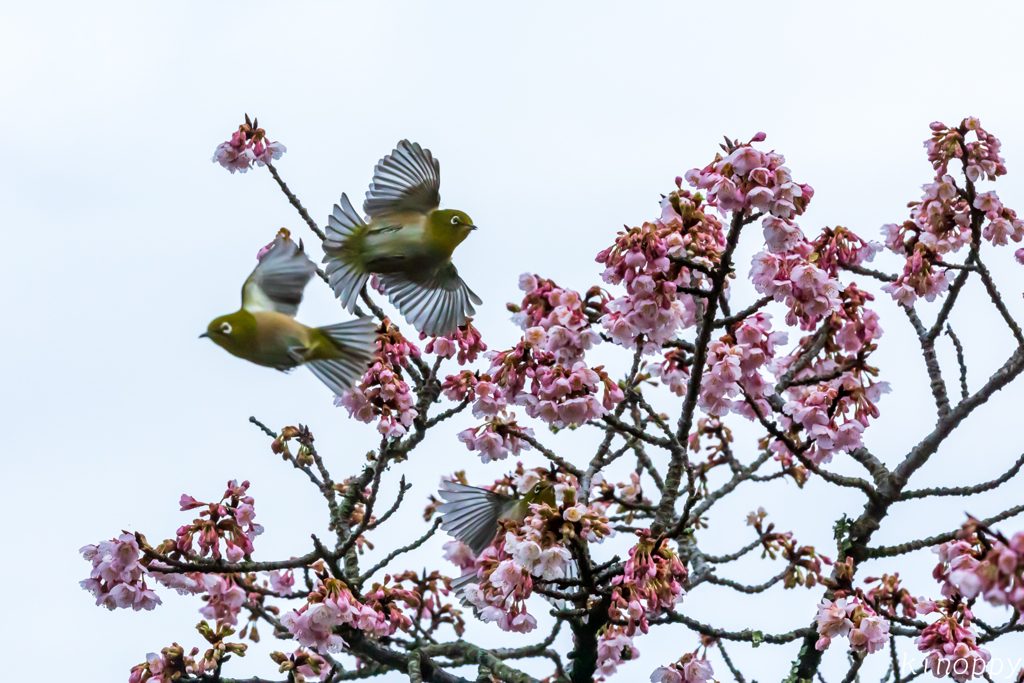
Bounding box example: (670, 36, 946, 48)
(323, 193, 371, 311)
(306, 317, 378, 394)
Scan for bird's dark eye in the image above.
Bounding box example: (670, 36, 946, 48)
(451, 215, 460, 225)
(220, 322, 232, 334)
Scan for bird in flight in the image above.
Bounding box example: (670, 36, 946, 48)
(322, 140, 481, 337)
(202, 231, 377, 395)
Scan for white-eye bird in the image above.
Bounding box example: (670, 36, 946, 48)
(322, 140, 482, 337)
(436, 480, 578, 597)
(201, 232, 378, 395)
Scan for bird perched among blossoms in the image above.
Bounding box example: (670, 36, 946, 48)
(201, 230, 378, 395)
(322, 140, 481, 337)
(437, 479, 556, 557)
(436, 477, 579, 592)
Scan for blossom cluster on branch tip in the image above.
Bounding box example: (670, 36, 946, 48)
(697, 311, 786, 417)
(422, 319, 487, 365)
(744, 507, 829, 588)
(445, 331, 623, 442)
(813, 596, 890, 653)
(80, 533, 161, 611)
(392, 569, 468, 637)
(914, 599, 991, 682)
(596, 190, 723, 351)
(270, 648, 329, 683)
(176, 479, 263, 561)
(282, 574, 419, 653)
(458, 412, 534, 463)
(610, 530, 687, 636)
(596, 626, 639, 677)
(934, 531, 1024, 612)
(650, 652, 715, 683)
(129, 622, 247, 683)
(882, 117, 1023, 306)
(336, 319, 419, 438)
(512, 274, 605, 365)
(772, 285, 887, 466)
(212, 114, 286, 174)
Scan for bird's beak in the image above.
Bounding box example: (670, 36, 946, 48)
(468, 224, 478, 231)
(198, 332, 210, 339)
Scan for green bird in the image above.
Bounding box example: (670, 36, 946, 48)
(322, 140, 482, 337)
(437, 479, 558, 557)
(201, 232, 378, 395)
(436, 478, 578, 597)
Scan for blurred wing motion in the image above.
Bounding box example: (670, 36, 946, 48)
(364, 140, 441, 218)
(242, 234, 316, 316)
(436, 480, 513, 557)
(305, 318, 378, 395)
(323, 194, 372, 312)
(379, 263, 481, 337)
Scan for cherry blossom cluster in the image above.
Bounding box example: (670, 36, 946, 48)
(597, 188, 726, 351)
(483, 340, 624, 428)
(129, 622, 248, 683)
(336, 320, 419, 438)
(211, 115, 286, 174)
(882, 118, 1022, 306)
(681, 134, 848, 330)
(458, 412, 533, 463)
(649, 653, 715, 683)
(649, 347, 690, 396)
(511, 274, 604, 365)
(590, 471, 649, 524)
(863, 573, 920, 619)
(697, 312, 787, 417)
(685, 132, 812, 218)
(609, 530, 687, 636)
(745, 508, 830, 589)
(926, 117, 1006, 181)
(519, 359, 624, 427)
(281, 574, 418, 654)
(914, 599, 991, 682)
(596, 626, 639, 677)
(129, 644, 207, 683)
(769, 297, 888, 466)
(934, 532, 1024, 611)
(440, 369, 479, 402)
(198, 574, 247, 627)
(176, 479, 263, 561)
(392, 569, 468, 638)
(269, 649, 329, 683)
(267, 569, 296, 596)
(813, 596, 891, 654)
(422, 319, 487, 365)
(80, 533, 162, 612)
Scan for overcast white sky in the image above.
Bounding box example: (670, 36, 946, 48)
(5, 2, 1024, 681)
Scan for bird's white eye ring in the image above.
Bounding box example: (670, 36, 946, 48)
(451, 215, 460, 225)
(220, 322, 233, 334)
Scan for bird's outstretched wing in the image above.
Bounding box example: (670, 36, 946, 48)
(323, 194, 372, 312)
(363, 140, 441, 218)
(242, 233, 316, 317)
(436, 480, 512, 557)
(379, 262, 482, 337)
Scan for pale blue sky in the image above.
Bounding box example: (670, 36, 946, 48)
(4, 2, 1024, 681)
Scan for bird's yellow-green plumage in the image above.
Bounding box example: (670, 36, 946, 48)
(435, 477, 578, 602)
(322, 140, 482, 337)
(202, 231, 378, 395)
